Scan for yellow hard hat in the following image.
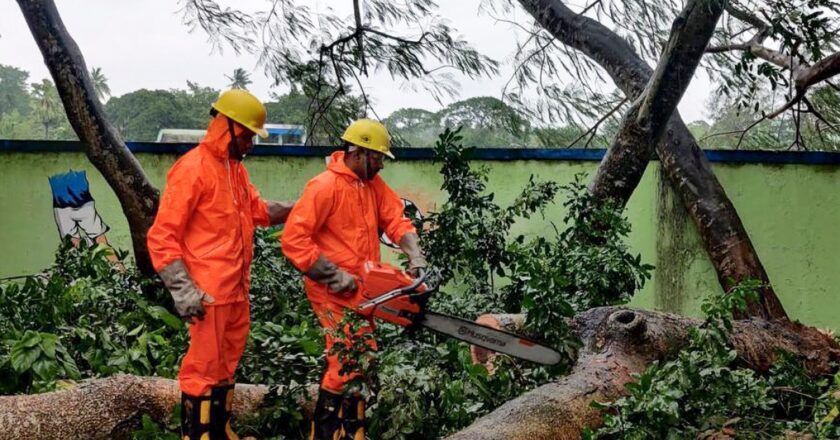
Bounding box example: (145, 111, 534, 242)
(211, 89, 268, 138)
(341, 119, 394, 159)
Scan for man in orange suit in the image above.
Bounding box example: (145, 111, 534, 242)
(148, 89, 294, 440)
(282, 119, 427, 440)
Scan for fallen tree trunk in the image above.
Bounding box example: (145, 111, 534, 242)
(449, 307, 840, 440)
(0, 375, 268, 440)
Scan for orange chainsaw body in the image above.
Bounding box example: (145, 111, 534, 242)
(330, 261, 427, 327)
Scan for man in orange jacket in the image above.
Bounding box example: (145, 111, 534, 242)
(282, 119, 427, 439)
(147, 89, 295, 440)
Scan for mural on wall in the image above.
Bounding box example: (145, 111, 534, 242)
(48, 170, 121, 266)
(380, 197, 424, 248)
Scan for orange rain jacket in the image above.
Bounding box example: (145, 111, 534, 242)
(282, 151, 416, 303)
(147, 115, 271, 305)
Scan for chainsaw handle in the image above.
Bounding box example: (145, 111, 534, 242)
(356, 269, 429, 311)
(404, 269, 427, 292)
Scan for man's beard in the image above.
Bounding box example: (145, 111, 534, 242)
(229, 142, 245, 161)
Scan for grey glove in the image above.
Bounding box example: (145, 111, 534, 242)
(326, 270, 357, 294)
(267, 200, 296, 225)
(399, 232, 427, 278)
(306, 255, 357, 294)
(158, 259, 215, 322)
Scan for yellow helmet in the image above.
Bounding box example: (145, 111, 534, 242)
(341, 119, 394, 159)
(211, 89, 268, 138)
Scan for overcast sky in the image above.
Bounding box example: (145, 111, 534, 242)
(1, 0, 713, 124)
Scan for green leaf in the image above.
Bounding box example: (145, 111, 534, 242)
(18, 330, 41, 349)
(39, 333, 58, 359)
(32, 358, 58, 380)
(146, 306, 183, 330)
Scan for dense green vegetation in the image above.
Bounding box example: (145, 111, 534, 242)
(0, 129, 650, 438)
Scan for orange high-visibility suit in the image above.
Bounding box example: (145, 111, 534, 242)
(282, 151, 416, 392)
(147, 115, 270, 397)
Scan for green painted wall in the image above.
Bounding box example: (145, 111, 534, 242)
(0, 151, 836, 331)
(651, 162, 840, 331)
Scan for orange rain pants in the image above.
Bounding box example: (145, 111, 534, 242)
(179, 302, 250, 396)
(310, 298, 377, 393)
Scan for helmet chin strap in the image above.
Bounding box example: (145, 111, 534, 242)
(349, 145, 371, 180)
(227, 117, 244, 161)
(361, 149, 371, 180)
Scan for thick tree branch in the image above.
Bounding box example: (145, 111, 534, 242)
(636, 0, 726, 127)
(16, 0, 159, 276)
(707, 41, 798, 70)
(706, 42, 751, 53)
(518, 0, 787, 320)
(590, 0, 726, 205)
(765, 52, 840, 119)
(795, 51, 840, 92)
(753, 45, 799, 70)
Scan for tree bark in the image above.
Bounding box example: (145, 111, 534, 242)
(518, 0, 788, 320)
(0, 375, 266, 439)
(16, 0, 159, 276)
(448, 307, 840, 440)
(590, 0, 725, 204)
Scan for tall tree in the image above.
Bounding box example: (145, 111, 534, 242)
(89, 67, 110, 102)
(264, 87, 365, 144)
(225, 67, 252, 89)
(29, 78, 63, 138)
(16, 0, 159, 276)
(384, 97, 535, 147)
(0, 64, 32, 119)
(104, 87, 214, 141)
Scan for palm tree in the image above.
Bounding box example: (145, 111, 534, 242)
(30, 79, 62, 138)
(226, 68, 252, 90)
(90, 67, 111, 102)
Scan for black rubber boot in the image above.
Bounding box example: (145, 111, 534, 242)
(181, 392, 212, 440)
(310, 388, 345, 440)
(209, 384, 256, 440)
(341, 394, 366, 440)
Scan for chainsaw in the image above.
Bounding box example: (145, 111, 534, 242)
(330, 261, 562, 366)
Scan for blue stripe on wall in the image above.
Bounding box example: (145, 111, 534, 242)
(2, 139, 840, 165)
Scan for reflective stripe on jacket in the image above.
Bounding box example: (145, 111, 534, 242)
(147, 115, 270, 304)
